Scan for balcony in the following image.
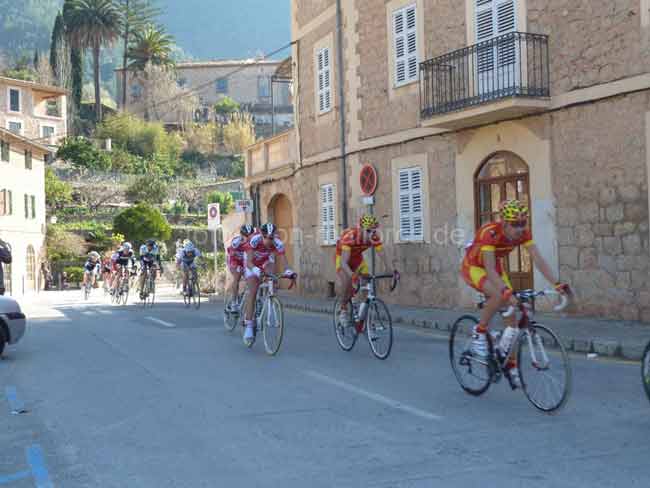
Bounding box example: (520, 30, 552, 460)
(420, 32, 550, 130)
(245, 129, 297, 185)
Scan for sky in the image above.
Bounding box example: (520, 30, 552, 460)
(160, 0, 292, 61)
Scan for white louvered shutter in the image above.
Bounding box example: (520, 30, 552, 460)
(399, 167, 424, 241)
(496, 0, 516, 68)
(393, 4, 418, 86)
(320, 184, 336, 245)
(476, 0, 495, 74)
(317, 48, 332, 113)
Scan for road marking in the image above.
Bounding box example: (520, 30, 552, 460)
(145, 317, 176, 328)
(97, 310, 112, 315)
(4, 386, 27, 414)
(0, 471, 30, 484)
(305, 370, 442, 421)
(26, 445, 53, 488)
(81, 311, 96, 316)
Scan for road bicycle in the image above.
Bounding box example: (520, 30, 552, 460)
(223, 282, 256, 332)
(333, 273, 399, 360)
(139, 264, 157, 308)
(82, 273, 95, 301)
(111, 267, 132, 306)
(642, 340, 650, 405)
(449, 289, 571, 413)
(240, 273, 295, 356)
(183, 266, 201, 309)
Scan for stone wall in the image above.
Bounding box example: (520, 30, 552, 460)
(552, 93, 650, 322)
(529, 0, 650, 94)
(293, 0, 335, 30)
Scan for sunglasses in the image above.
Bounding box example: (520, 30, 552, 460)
(509, 220, 528, 229)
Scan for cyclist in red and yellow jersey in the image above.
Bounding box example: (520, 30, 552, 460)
(461, 200, 570, 387)
(335, 214, 398, 325)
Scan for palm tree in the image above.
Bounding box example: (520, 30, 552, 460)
(127, 25, 175, 71)
(64, 0, 121, 122)
(128, 25, 175, 120)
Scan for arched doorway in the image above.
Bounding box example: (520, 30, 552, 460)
(26, 245, 36, 292)
(474, 152, 533, 291)
(267, 194, 294, 286)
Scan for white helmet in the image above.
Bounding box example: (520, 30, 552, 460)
(183, 241, 195, 252)
(89, 251, 100, 259)
(122, 242, 133, 251)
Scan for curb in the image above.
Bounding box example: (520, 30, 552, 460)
(280, 300, 642, 361)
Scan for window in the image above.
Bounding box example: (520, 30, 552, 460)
(216, 78, 229, 94)
(393, 4, 418, 86)
(258, 76, 271, 99)
(23, 194, 35, 220)
(42, 126, 55, 138)
(46, 99, 60, 117)
(25, 150, 32, 170)
(398, 167, 424, 241)
(475, 0, 518, 89)
(316, 47, 332, 113)
(177, 77, 187, 88)
(131, 84, 142, 101)
(320, 184, 336, 245)
(8, 88, 21, 112)
(0, 141, 9, 162)
(1, 190, 13, 215)
(7, 121, 22, 135)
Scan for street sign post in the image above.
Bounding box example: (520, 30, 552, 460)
(235, 199, 254, 214)
(359, 164, 378, 274)
(207, 204, 221, 293)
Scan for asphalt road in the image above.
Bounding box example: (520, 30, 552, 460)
(1, 288, 648, 488)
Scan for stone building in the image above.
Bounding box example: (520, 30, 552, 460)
(0, 76, 68, 146)
(246, 0, 650, 323)
(0, 128, 50, 296)
(115, 59, 294, 138)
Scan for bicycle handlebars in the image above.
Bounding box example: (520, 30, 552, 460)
(502, 289, 570, 318)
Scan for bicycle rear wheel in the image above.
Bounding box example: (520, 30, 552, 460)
(365, 299, 393, 360)
(262, 296, 284, 356)
(449, 315, 492, 396)
(333, 298, 358, 352)
(518, 324, 571, 413)
(642, 341, 650, 405)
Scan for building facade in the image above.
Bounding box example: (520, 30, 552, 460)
(116, 59, 294, 138)
(0, 76, 68, 146)
(0, 128, 49, 296)
(246, 0, 650, 323)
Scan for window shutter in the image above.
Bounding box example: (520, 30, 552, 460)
(399, 167, 424, 241)
(8, 190, 12, 215)
(496, 0, 516, 67)
(31, 195, 36, 219)
(24, 194, 28, 219)
(320, 184, 336, 245)
(0, 190, 5, 216)
(317, 48, 332, 113)
(394, 5, 418, 86)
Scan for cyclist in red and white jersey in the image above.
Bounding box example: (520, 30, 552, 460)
(226, 224, 255, 312)
(242, 223, 296, 346)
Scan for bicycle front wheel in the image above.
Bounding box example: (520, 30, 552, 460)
(518, 324, 572, 413)
(642, 341, 650, 405)
(223, 295, 240, 332)
(333, 298, 358, 352)
(84, 283, 91, 301)
(449, 315, 492, 396)
(192, 279, 201, 309)
(147, 277, 156, 307)
(262, 297, 284, 356)
(366, 299, 393, 360)
(121, 280, 130, 306)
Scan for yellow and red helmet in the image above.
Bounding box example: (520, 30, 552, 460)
(500, 200, 529, 222)
(359, 214, 379, 230)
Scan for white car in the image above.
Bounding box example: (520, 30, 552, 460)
(0, 295, 26, 356)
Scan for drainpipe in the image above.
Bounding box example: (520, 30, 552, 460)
(335, 0, 349, 228)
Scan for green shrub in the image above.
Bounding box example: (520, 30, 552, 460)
(113, 203, 172, 246)
(63, 267, 84, 284)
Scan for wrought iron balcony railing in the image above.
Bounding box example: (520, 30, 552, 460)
(420, 32, 549, 119)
